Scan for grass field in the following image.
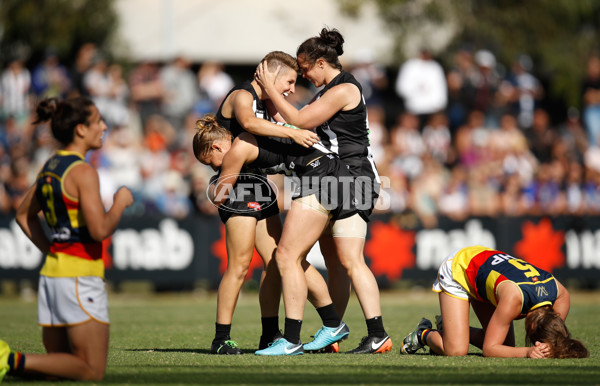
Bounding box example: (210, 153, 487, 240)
(1, 287, 599, 385)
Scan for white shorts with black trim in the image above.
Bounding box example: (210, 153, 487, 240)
(38, 275, 110, 327)
(432, 249, 469, 300)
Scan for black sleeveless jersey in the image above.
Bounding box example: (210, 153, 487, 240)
(251, 136, 329, 175)
(213, 80, 280, 223)
(315, 71, 370, 160)
(216, 80, 271, 138)
(250, 137, 356, 220)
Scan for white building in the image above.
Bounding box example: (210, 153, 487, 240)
(114, 0, 395, 65)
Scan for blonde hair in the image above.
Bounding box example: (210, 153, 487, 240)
(192, 114, 231, 159)
(260, 51, 299, 75)
(525, 306, 588, 358)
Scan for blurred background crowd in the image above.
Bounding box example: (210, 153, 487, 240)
(1, 43, 600, 229)
(1, 0, 600, 229)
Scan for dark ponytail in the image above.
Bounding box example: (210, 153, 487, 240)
(297, 27, 345, 70)
(34, 97, 96, 146)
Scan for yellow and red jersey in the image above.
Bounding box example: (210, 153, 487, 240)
(35, 151, 104, 278)
(452, 246, 558, 317)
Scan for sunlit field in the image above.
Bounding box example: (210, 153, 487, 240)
(1, 287, 598, 385)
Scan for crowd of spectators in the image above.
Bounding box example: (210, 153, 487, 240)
(1, 43, 600, 228)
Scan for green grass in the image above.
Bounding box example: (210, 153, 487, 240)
(1, 289, 599, 385)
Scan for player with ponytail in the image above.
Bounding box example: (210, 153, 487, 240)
(400, 246, 588, 359)
(1, 97, 133, 381)
(256, 27, 391, 354)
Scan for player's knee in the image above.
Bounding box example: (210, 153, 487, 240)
(226, 266, 249, 281)
(78, 367, 105, 381)
(274, 248, 294, 268)
(444, 346, 469, 356)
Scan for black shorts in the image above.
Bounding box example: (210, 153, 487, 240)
(215, 173, 280, 224)
(293, 154, 358, 221)
(342, 154, 381, 221)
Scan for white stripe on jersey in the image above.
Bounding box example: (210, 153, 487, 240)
(366, 146, 381, 183)
(315, 93, 339, 154)
(320, 124, 339, 154)
(312, 141, 332, 154)
(252, 99, 265, 119)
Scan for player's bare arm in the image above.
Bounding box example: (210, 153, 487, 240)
(232, 90, 318, 147)
(213, 134, 260, 206)
(553, 279, 570, 321)
(483, 282, 549, 358)
(256, 62, 359, 129)
(16, 182, 50, 255)
(72, 163, 132, 241)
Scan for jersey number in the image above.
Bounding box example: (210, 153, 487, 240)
(41, 184, 58, 226)
(508, 259, 540, 278)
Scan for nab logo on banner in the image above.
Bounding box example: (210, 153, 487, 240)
(0, 220, 42, 269)
(112, 219, 194, 270)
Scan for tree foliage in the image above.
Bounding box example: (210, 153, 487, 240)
(339, 0, 600, 107)
(0, 0, 118, 67)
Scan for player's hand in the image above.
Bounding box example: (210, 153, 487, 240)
(289, 128, 320, 148)
(528, 341, 551, 359)
(114, 186, 134, 208)
(255, 61, 279, 93)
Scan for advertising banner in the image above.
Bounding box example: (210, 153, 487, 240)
(1, 214, 599, 287)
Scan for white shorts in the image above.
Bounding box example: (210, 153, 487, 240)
(38, 276, 110, 327)
(432, 249, 469, 300)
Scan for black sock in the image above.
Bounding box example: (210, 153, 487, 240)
(261, 316, 279, 339)
(214, 323, 231, 342)
(316, 303, 341, 328)
(283, 318, 302, 344)
(366, 316, 386, 338)
(7, 352, 25, 372)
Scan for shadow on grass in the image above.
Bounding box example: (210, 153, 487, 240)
(99, 364, 600, 385)
(125, 348, 211, 354)
(122, 348, 485, 356)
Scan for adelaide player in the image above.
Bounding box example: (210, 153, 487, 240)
(1, 97, 133, 382)
(400, 245, 588, 358)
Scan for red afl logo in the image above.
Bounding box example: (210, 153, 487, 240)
(46, 177, 52, 183)
(247, 202, 262, 211)
(532, 277, 539, 282)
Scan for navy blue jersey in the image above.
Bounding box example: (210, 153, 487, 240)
(35, 150, 102, 263)
(453, 246, 558, 317)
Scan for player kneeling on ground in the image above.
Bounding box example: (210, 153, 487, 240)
(1, 97, 133, 382)
(400, 246, 588, 359)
